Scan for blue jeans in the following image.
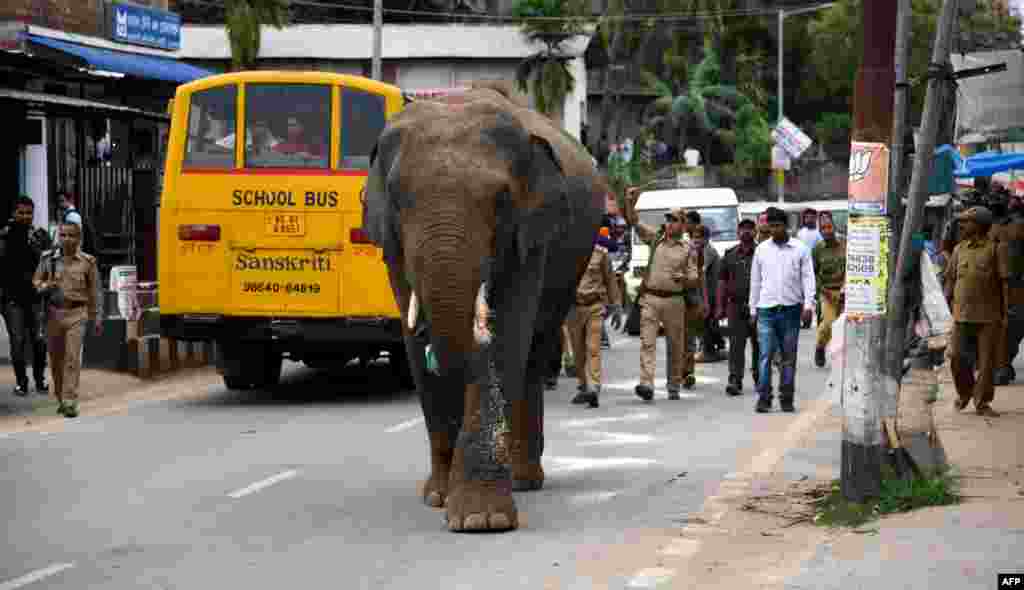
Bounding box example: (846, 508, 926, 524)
(756, 305, 802, 402)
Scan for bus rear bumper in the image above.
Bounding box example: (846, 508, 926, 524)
(160, 314, 404, 345)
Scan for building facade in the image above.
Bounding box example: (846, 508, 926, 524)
(0, 0, 210, 282)
(177, 23, 590, 140)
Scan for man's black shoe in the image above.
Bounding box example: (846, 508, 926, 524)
(725, 383, 741, 396)
(544, 377, 558, 391)
(583, 390, 600, 409)
(780, 401, 796, 413)
(815, 347, 826, 368)
(635, 384, 654, 401)
(13, 384, 29, 397)
(35, 380, 49, 394)
(755, 399, 772, 413)
(571, 385, 588, 404)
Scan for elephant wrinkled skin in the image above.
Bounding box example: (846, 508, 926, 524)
(364, 81, 605, 532)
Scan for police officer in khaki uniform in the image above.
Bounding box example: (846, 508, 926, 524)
(569, 226, 623, 408)
(812, 218, 846, 367)
(33, 223, 101, 418)
(944, 206, 1008, 418)
(624, 187, 700, 401)
(989, 195, 1024, 385)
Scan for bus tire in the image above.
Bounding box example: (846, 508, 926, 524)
(262, 352, 283, 387)
(223, 375, 253, 390)
(390, 346, 416, 391)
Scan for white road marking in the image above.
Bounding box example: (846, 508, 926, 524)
(567, 490, 620, 505)
(576, 430, 655, 446)
(384, 417, 424, 433)
(0, 563, 75, 590)
(625, 567, 676, 589)
(227, 469, 299, 499)
(544, 456, 658, 473)
(558, 412, 655, 429)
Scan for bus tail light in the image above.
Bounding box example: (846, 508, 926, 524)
(178, 224, 221, 241)
(350, 228, 373, 244)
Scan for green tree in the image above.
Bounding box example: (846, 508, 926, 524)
(512, 0, 589, 120)
(644, 37, 755, 165)
(800, 0, 1022, 123)
(225, 0, 289, 71)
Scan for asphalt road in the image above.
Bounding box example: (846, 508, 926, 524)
(0, 327, 832, 590)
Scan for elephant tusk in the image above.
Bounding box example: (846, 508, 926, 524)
(407, 290, 419, 331)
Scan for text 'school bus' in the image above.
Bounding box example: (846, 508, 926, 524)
(158, 71, 410, 390)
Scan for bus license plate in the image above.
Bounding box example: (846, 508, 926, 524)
(265, 213, 305, 236)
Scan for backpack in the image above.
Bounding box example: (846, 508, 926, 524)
(63, 207, 99, 256)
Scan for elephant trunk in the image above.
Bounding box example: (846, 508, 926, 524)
(417, 230, 483, 379)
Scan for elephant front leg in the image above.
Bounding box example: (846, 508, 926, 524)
(446, 378, 518, 532)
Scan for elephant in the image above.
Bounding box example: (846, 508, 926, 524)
(363, 80, 607, 532)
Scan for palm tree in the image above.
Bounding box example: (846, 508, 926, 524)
(512, 0, 589, 121)
(225, 0, 289, 71)
(643, 37, 754, 166)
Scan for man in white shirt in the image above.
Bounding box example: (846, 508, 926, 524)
(749, 207, 816, 413)
(795, 208, 822, 329)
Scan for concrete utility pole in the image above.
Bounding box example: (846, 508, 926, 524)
(841, 0, 897, 504)
(372, 0, 383, 80)
(883, 0, 962, 435)
(775, 3, 836, 204)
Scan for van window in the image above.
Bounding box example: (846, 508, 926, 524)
(244, 84, 331, 169)
(341, 88, 386, 170)
(184, 85, 237, 169)
(697, 207, 739, 242)
(632, 207, 739, 244)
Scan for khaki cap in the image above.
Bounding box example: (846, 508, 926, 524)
(957, 206, 994, 225)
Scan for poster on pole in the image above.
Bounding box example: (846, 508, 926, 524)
(848, 142, 891, 214)
(845, 216, 890, 318)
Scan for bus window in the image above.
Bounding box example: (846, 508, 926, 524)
(244, 84, 330, 169)
(184, 85, 237, 169)
(340, 88, 386, 170)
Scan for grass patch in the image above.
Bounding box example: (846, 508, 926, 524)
(813, 467, 960, 529)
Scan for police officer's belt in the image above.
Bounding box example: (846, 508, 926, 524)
(576, 293, 603, 306)
(644, 288, 684, 298)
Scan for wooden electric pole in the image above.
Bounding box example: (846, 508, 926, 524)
(372, 0, 383, 80)
(841, 0, 898, 504)
(883, 0, 962, 432)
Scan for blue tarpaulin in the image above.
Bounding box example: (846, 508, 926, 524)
(28, 35, 212, 84)
(935, 144, 1024, 178)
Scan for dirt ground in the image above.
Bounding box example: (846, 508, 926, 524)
(0, 366, 221, 434)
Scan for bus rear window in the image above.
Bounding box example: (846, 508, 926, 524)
(245, 84, 331, 169)
(184, 85, 237, 169)
(341, 88, 386, 170)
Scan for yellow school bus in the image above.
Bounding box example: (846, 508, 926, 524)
(158, 71, 408, 390)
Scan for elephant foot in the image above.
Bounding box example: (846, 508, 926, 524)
(512, 462, 545, 491)
(445, 479, 518, 532)
(422, 431, 453, 508)
(421, 471, 449, 508)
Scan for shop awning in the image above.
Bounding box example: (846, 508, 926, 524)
(0, 88, 168, 121)
(935, 144, 1024, 178)
(27, 34, 212, 84)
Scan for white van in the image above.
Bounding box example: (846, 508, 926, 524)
(625, 187, 740, 301)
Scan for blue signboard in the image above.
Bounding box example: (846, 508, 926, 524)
(110, 2, 181, 51)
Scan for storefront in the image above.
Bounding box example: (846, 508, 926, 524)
(0, 15, 211, 283)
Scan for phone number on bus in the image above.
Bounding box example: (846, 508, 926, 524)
(241, 281, 322, 295)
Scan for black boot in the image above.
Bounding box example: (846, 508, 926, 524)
(571, 383, 589, 404)
(725, 375, 742, 396)
(12, 362, 29, 396)
(634, 383, 654, 401)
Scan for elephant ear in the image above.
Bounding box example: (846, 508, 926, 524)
(364, 127, 403, 264)
(495, 131, 571, 267)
